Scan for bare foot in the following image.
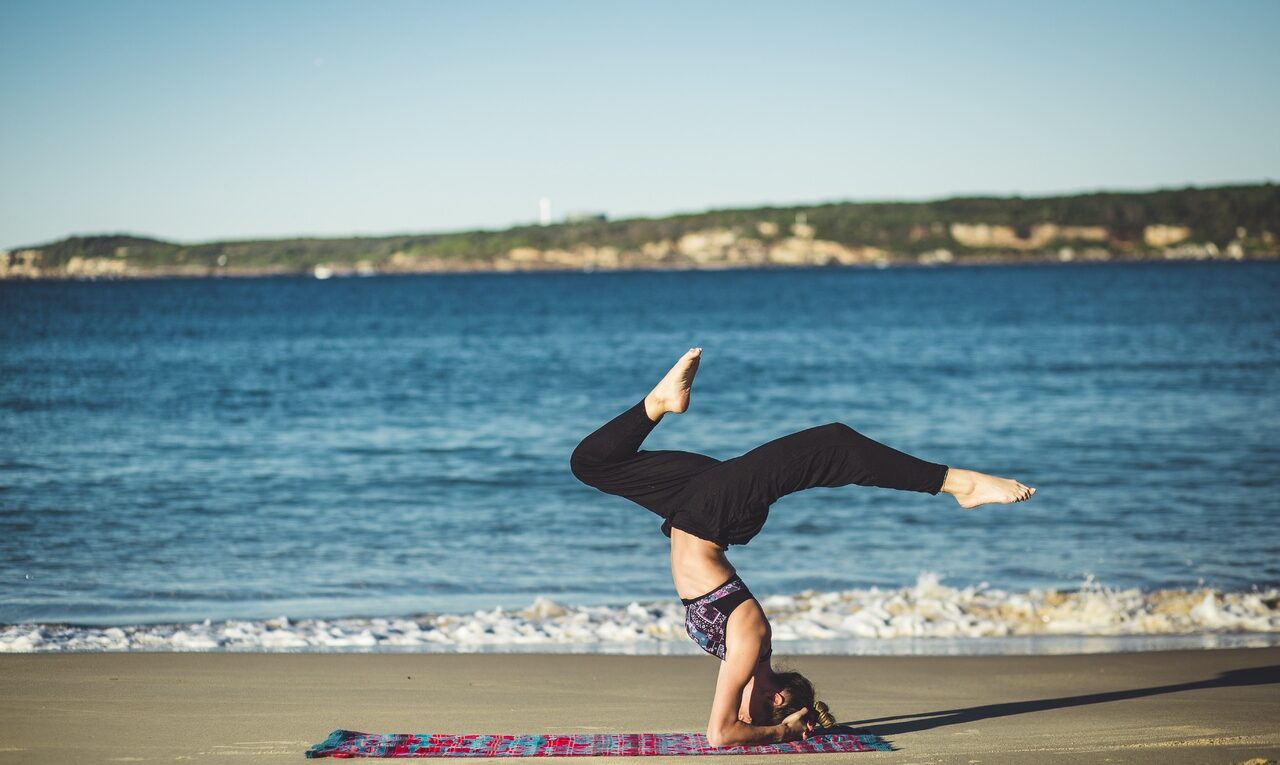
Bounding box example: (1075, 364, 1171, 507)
(942, 467, 1035, 509)
(644, 347, 702, 421)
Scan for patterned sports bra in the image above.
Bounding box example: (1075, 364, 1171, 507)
(681, 574, 772, 662)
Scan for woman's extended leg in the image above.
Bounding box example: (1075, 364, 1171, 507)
(570, 349, 719, 516)
(702, 422, 950, 508)
(689, 420, 1033, 523)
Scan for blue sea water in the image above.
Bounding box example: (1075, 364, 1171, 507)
(1, 262, 1278, 627)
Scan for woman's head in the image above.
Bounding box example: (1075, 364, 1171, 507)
(766, 670, 837, 728)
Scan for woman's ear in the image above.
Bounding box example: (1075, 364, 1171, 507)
(772, 691, 786, 708)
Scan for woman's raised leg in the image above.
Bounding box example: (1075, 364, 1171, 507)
(570, 349, 720, 515)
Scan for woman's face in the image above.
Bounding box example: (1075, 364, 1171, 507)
(744, 684, 789, 724)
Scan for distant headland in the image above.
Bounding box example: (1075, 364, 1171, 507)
(3, 183, 1276, 280)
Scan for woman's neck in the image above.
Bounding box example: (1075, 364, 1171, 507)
(744, 663, 780, 723)
(753, 661, 778, 689)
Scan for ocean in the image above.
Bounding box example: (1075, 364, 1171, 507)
(2, 261, 1278, 652)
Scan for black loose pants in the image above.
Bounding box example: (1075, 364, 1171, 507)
(570, 400, 949, 547)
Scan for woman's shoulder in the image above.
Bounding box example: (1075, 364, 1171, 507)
(725, 596, 771, 653)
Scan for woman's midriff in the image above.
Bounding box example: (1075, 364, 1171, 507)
(669, 527, 736, 601)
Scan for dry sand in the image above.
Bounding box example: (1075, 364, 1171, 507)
(1, 647, 1277, 764)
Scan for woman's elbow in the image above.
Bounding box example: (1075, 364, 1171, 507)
(705, 728, 728, 748)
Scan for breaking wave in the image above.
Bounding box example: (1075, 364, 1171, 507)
(4, 574, 1278, 654)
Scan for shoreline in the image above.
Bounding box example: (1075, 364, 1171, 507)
(2, 648, 1276, 763)
(7, 576, 1278, 654)
(5, 631, 1280, 658)
(1, 253, 1276, 283)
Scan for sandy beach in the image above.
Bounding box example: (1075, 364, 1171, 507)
(0, 647, 1276, 764)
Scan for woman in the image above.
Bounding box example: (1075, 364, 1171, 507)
(570, 348, 1035, 747)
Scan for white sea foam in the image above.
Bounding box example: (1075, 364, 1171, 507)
(4, 574, 1278, 654)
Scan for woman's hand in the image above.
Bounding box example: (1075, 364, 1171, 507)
(778, 707, 814, 742)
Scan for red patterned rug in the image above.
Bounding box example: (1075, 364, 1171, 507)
(305, 729, 891, 757)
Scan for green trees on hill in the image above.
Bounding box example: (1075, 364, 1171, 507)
(15, 183, 1278, 273)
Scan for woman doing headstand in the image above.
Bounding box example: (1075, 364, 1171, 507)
(570, 348, 1035, 747)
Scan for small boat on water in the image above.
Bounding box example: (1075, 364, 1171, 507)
(313, 265, 333, 280)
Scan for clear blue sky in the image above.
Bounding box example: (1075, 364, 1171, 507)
(2, 0, 1277, 249)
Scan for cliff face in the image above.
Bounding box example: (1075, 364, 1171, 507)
(392, 237, 881, 274)
(472, 222, 1249, 274)
(3, 184, 1276, 279)
(949, 223, 1110, 250)
(492, 223, 890, 272)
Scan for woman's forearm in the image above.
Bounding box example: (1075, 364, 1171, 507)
(707, 720, 786, 748)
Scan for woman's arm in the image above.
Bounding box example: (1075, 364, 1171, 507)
(706, 662, 809, 746)
(703, 614, 809, 747)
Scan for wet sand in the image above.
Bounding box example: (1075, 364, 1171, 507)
(1, 648, 1277, 764)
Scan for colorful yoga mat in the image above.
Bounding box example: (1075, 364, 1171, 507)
(305, 729, 891, 758)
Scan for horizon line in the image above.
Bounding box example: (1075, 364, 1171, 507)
(9, 178, 1275, 252)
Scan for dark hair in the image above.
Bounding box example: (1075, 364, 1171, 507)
(767, 671, 837, 728)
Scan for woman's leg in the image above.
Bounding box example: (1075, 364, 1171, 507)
(570, 349, 719, 515)
(696, 421, 1032, 516)
(570, 399, 719, 503)
(721, 422, 949, 501)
